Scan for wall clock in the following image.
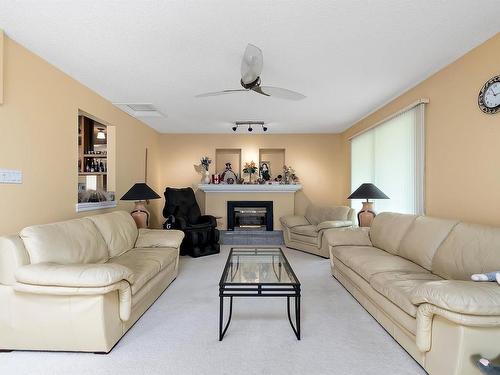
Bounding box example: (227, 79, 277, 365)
(478, 75, 500, 114)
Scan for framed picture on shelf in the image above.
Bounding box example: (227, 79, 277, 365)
(259, 161, 271, 181)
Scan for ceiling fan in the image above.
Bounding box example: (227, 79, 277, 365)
(196, 44, 306, 101)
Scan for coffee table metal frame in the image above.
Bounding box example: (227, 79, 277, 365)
(218, 247, 301, 341)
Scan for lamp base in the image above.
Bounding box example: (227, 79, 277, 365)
(131, 201, 150, 229)
(358, 201, 376, 227)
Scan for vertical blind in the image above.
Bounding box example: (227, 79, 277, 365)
(350, 103, 425, 215)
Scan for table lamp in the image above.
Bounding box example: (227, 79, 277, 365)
(348, 183, 389, 227)
(121, 183, 161, 228)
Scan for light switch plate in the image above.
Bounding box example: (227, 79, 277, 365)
(0, 169, 22, 184)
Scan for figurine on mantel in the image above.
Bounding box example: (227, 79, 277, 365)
(220, 162, 237, 184)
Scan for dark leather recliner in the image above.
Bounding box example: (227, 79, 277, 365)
(162, 187, 220, 257)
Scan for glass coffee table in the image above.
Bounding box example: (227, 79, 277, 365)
(219, 247, 301, 341)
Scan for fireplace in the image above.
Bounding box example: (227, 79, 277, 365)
(227, 201, 273, 231)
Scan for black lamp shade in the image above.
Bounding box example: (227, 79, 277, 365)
(120, 183, 161, 201)
(348, 183, 389, 200)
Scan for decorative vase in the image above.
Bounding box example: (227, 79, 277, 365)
(131, 201, 150, 229)
(202, 170, 211, 184)
(358, 201, 376, 227)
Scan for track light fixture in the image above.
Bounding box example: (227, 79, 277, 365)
(232, 121, 268, 132)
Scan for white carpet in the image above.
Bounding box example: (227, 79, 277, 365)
(0, 246, 425, 375)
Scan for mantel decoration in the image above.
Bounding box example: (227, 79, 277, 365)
(348, 183, 389, 227)
(220, 162, 237, 184)
(259, 161, 271, 181)
(243, 161, 258, 183)
(283, 165, 299, 184)
(200, 156, 212, 184)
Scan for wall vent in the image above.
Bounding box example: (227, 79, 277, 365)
(113, 103, 166, 118)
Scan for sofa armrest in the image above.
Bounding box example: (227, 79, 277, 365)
(325, 227, 372, 247)
(13, 280, 133, 322)
(280, 215, 310, 228)
(15, 262, 135, 288)
(317, 220, 353, 231)
(415, 303, 500, 352)
(411, 280, 500, 316)
(135, 228, 184, 249)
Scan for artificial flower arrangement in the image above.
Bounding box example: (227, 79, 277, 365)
(200, 156, 212, 171)
(283, 165, 299, 184)
(242, 161, 258, 183)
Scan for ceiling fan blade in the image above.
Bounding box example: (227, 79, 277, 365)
(195, 89, 248, 98)
(241, 44, 263, 85)
(251, 86, 270, 97)
(259, 86, 306, 101)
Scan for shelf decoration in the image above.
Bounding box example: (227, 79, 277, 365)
(200, 156, 212, 184)
(243, 161, 258, 183)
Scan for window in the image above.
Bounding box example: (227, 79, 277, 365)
(77, 112, 116, 212)
(350, 102, 426, 215)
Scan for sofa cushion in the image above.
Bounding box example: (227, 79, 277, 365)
(333, 259, 417, 335)
(332, 245, 427, 282)
(20, 218, 108, 264)
(369, 271, 442, 317)
(411, 280, 500, 316)
(432, 222, 500, 280)
(109, 247, 177, 294)
(15, 262, 135, 287)
(289, 231, 320, 245)
(370, 212, 417, 255)
(290, 225, 318, 237)
(316, 220, 352, 231)
(325, 228, 372, 248)
(135, 229, 184, 249)
(280, 215, 311, 228)
(89, 211, 138, 258)
(398, 216, 457, 271)
(305, 205, 351, 225)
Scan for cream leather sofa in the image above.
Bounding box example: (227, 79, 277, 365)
(327, 212, 500, 375)
(281, 204, 355, 257)
(0, 211, 184, 353)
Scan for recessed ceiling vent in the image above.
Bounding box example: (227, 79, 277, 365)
(113, 103, 166, 118)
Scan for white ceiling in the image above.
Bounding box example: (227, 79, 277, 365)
(1, 1, 499, 133)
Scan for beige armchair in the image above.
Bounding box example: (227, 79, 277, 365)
(280, 204, 355, 257)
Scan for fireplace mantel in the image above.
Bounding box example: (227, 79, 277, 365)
(198, 184, 302, 193)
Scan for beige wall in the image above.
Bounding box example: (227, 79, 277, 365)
(4, 29, 498, 234)
(158, 134, 345, 216)
(0, 36, 163, 235)
(341, 33, 500, 226)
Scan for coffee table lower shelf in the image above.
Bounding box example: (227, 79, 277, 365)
(219, 287, 301, 341)
(218, 247, 301, 341)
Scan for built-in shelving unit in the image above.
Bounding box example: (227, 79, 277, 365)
(78, 115, 108, 188)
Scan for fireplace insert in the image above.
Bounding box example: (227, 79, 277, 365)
(227, 201, 273, 231)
